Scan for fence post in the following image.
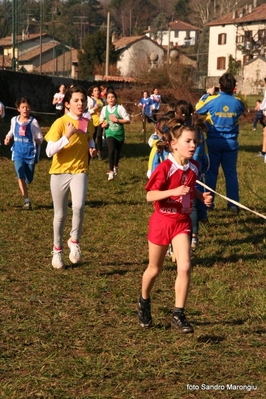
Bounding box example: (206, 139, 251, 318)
(142, 114, 147, 144)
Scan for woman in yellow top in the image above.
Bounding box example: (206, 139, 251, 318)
(45, 86, 96, 269)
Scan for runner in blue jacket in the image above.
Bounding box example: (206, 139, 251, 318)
(195, 73, 246, 213)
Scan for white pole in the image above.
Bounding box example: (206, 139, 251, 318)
(40, 0, 43, 74)
(105, 12, 110, 76)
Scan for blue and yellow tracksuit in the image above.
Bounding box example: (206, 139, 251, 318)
(147, 134, 169, 178)
(195, 92, 246, 207)
(190, 127, 209, 233)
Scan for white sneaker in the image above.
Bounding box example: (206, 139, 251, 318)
(107, 171, 114, 181)
(68, 238, 81, 264)
(113, 167, 118, 176)
(264, 154, 266, 164)
(166, 243, 172, 256)
(191, 237, 198, 251)
(52, 249, 64, 269)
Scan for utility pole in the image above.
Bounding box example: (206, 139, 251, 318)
(39, 0, 44, 74)
(105, 12, 110, 76)
(74, 16, 88, 49)
(12, 0, 18, 70)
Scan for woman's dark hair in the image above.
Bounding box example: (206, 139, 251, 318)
(91, 85, 100, 92)
(106, 90, 117, 99)
(163, 102, 175, 119)
(156, 117, 170, 135)
(175, 100, 194, 122)
(87, 87, 93, 97)
(106, 86, 117, 96)
(219, 73, 236, 94)
(174, 100, 206, 131)
(15, 97, 31, 108)
(163, 110, 175, 119)
(63, 85, 86, 106)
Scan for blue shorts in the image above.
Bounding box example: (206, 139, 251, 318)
(148, 211, 192, 245)
(14, 159, 35, 183)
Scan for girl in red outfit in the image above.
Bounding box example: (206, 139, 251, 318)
(138, 121, 212, 333)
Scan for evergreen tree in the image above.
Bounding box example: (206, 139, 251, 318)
(78, 29, 118, 79)
(150, 12, 168, 45)
(174, 0, 190, 21)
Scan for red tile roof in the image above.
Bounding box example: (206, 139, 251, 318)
(19, 42, 59, 61)
(113, 36, 146, 50)
(0, 33, 49, 47)
(95, 74, 137, 83)
(113, 35, 164, 51)
(35, 48, 77, 73)
(169, 20, 202, 32)
(206, 3, 266, 26)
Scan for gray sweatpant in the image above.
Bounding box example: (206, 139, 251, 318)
(50, 173, 88, 249)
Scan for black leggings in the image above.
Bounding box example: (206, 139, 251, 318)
(107, 136, 124, 170)
(152, 109, 159, 122)
(93, 125, 103, 152)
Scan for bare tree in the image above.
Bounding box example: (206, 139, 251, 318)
(189, 0, 213, 25)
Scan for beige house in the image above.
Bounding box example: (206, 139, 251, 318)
(0, 33, 76, 77)
(145, 20, 202, 47)
(206, 0, 266, 93)
(113, 35, 165, 77)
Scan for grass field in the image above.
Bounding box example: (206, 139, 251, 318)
(0, 108, 265, 399)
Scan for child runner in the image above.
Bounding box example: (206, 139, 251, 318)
(100, 91, 130, 181)
(138, 91, 154, 123)
(253, 99, 263, 131)
(138, 121, 212, 333)
(45, 85, 96, 269)
(174, 100, 210, 250)
(0, 100, 5, 121)
(52, 84, 66, 119)
(4, 97, 43, 210)
(147, 116, 170, 178)
(87, 85, 105, 160)
(100, 84, 107, 100)
(150, 88, 161, 122)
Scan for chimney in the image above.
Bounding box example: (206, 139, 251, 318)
(112, 32, 118, 43)
(248, 4, 252, 13)
(232, 10, 236, 19)
(253, 0, 257, 8)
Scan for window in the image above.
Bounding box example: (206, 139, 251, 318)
(217, 57, 226, 70)
(174, 30, 179, 38)
(243, 55, 249, 64)
(236, 35, 244, 43)
(244, 31, 252, 40)
(218, 33, 227, 45)
(258, 29, 266, 44)
(258, 29, 266, 39)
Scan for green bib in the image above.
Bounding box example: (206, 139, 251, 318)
(105, 105, 124, 141)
